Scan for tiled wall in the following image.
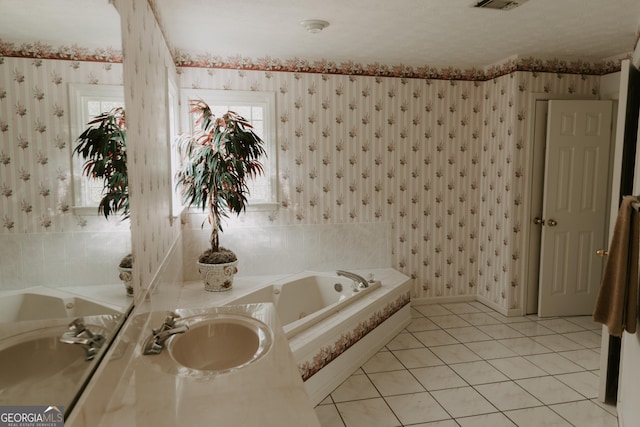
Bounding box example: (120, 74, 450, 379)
(178, 68, 601, 312)
(0, 57, 130, 290)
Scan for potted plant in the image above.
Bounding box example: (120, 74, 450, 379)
(175, 99, 266, 292)
(73, 107, 133, 296)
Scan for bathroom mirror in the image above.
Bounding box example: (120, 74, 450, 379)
(0, 0, 132, 414)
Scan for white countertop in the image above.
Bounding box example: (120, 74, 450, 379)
(67, 302, 321, 427)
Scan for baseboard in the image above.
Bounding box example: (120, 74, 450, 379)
(411, 295, 476, 305)
(412, 294, 525, 318)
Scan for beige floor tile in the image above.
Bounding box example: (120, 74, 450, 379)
(557, 349, 600, 370)
(565, 316, 602, 330)
(431, 386, 497, 418)
(361, 350, 405, 373)
(430, 343, 483, 364)
(554, 371, 599, 399)
(445, 326, 494, 343)
(411, 365, 467, 391)
(497, 337, 553, 356)
(550, 400, 618, 427)
(507, 321, 556, 337)
(475, 381, 542, 411)
(532, 334, 585, 352)
(315, 404, 345, 427)
(385, 332, 424, 350)
(464, 340, 518, 359)
(406, 317, 440, 332)
(385, 392, 451, 425)
(537, 318, 585, 334)
(413, 304, 452, 317)
(456, 412, 517, 427)
(428, 314, 473, 329)
(525, 353, 585, 375)
(441, 302, 482, 314)
(413, 329, 459, 347)
(405, 420, 458, 427)
(516, 376, 585, 405)
(477, 324, 524, 339)
(504, 406, 572, 426)
(392, 347, 444, 369)
(562, 330, 602, 348)
(457, 312, 503, 326)
(488, 356, 548, 380)
(331, 374, 380, 402)
(336, 398, 401, 427)
(368, 370, 425, 396)
(450, 360, 510, 385)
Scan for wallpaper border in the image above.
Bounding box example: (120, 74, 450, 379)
(0, 39, 123, 63)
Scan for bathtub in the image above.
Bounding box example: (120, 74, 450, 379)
(0, 290, 122, 323)
(224, 269, 412, 404)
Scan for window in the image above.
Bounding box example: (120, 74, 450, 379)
(68, 84, 125, 214)
(179, 89, 277, 209)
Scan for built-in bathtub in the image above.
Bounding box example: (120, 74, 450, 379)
(224, 268, 412, 404)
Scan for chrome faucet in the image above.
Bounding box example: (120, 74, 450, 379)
(336, 270, 369, 290)
(143, 312, 189, 355)
(60, 318, 106, 361)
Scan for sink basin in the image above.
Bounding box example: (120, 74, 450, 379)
(167, 313, 272, 374)
(0, 326, 91, 407)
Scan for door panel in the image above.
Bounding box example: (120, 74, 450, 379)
(538, 100, 613, 317)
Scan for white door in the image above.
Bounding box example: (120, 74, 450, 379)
(537, 100, 613, 317)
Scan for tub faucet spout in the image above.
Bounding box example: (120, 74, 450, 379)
(60, 318, 106, 361)
(336, 270, 369, 289)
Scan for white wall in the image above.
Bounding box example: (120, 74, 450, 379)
(616, 33, 640, 426)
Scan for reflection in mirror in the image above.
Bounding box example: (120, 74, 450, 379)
(0, 0, 131, 416)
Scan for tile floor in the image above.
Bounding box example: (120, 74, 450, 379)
(314, 301, 618, 427)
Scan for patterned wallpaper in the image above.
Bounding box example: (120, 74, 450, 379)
(113, 0, 180, 299)
(0, 56, 131, 290)
(178, 67, 601, 312)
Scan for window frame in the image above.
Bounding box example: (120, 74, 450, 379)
(68, 83, 125, 216)
(179, 88, 278, 211)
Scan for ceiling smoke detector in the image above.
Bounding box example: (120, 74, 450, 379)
(300, 19, 330, 34)
(473, 0, 529, 10)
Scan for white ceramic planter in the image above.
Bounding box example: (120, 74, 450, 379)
(118, 267, 134, 297)
(197, 260, 239, 292)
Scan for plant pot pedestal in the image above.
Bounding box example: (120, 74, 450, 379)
(118, 266, 134, 297)
(197, 260, 239, 292)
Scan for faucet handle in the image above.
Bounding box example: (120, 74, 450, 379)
(164, 311, 181, 326)
(68, 318, 86, 333)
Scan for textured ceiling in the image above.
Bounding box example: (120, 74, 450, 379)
(0, 0, 638, 69)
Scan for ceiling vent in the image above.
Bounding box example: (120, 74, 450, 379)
(473, 0, 529, 10)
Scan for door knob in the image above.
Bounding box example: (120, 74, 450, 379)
(547, 219, 558, 227)
(596, 249, 609, 257)
(533, 217, 545, 225)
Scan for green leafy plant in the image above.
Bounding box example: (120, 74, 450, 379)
(73, 107, 129, 220)
(175, 99, 266, 264)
